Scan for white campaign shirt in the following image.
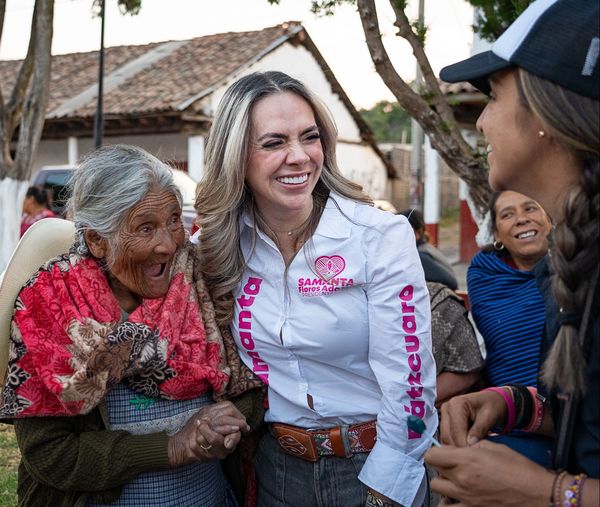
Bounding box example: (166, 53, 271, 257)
(230, 193, 437, 506)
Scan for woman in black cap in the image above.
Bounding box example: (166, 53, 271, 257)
(425, 0, 599, 505)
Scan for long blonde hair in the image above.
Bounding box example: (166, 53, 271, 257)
(517, 68, 599, 395)
(196, 71, 371, 326)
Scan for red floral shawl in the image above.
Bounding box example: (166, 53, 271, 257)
(0, 243, 256, 418)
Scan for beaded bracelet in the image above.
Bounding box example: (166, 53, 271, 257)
(551, 470, 568, 507)
(482, 387, 516, 433)
(562, 473, 587, 507)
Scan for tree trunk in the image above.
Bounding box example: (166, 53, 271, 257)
(355, 0, 491, 217)
(0, 0, 54, 272)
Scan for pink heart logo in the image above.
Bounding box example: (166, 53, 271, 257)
(315, 255, 346, 281)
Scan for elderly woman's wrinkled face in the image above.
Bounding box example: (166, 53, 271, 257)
(494, 190, 552, 270)
(104, 188, 184, 310)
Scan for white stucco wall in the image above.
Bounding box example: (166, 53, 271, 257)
(336, 142, 388, 199)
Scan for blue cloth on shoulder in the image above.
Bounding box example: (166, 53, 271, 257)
(468, 251, 546, 386)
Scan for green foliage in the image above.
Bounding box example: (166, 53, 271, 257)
(0, 424, 19, 506)
(411, 19, 428, 45)
(268, 0, 356, 17)
(310, 0, 356, 16)
(360, 101, 412, 143)
(419, 88, 436, 105)
(466, 0, 533, 41)
(92, 0, 143, 17)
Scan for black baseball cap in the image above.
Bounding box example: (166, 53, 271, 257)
(440, 0, 599, 99)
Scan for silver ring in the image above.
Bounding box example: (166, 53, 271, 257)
(200, 442, 213, 452)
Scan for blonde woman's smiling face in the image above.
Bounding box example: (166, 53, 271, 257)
(245, 91, 323, 224)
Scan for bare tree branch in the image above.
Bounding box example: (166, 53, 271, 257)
(355, 0, 490, 212)
(5, 1, 37, 139)
(10, 0, 54, 181)
(389, 2, 457, 128)
(0, 0, 6, 46)
(354, 0, 431, 124)
(0, 0, 6, 167)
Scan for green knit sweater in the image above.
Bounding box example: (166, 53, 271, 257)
(14, 402, 170, 506)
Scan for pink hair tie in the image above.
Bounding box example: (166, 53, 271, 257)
(482, 387, 516, 434)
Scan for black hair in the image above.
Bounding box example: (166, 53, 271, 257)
(399, 208, 425, 232)
(26, 186, 49, 206)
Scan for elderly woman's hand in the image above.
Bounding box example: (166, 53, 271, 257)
(439, 390, 507, 447)
(167, 401, 250, 467)
(425, 440, 556, 507)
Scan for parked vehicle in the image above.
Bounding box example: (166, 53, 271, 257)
(31, 165, 199, 232)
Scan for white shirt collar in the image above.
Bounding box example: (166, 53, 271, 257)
(240, 192, 356, 240)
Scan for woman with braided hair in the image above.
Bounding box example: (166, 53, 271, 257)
(425, 1, 599, 506)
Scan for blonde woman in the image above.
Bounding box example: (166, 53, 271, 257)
(426, 0, 599, 505)
(195, 71, 437, 507)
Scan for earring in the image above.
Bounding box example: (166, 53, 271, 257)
(538, 130, 546, 137)
(493, 240, 505, 251)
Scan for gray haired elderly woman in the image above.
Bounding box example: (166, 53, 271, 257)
(0, 145, 262, 506)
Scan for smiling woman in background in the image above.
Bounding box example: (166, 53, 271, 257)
(468, 190, 553, 465)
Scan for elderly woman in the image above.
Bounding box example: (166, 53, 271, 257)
(468, 190, 553, 465)
(427, 1, 599, 505)
(0, 145, 261, 506)
(195, 71, 436, 507)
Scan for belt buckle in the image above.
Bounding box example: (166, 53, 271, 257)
(329, 424, 352, 458)
(271, 423, 319, 462)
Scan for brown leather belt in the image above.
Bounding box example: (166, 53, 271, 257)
(269, 420, 377, 462)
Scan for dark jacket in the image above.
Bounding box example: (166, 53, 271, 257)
(534, 258, 599, 477)
(418, 242, 458, 290)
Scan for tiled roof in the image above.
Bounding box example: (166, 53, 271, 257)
(0, 23, 300, 119)
(0, 22, 394, 177)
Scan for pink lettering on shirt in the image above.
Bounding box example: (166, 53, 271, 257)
(399, 284, 425, 440)
(297, 255, 352, 297)
(237, 277, 269, 384)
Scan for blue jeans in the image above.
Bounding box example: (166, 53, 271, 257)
(254, 431, 369, 507)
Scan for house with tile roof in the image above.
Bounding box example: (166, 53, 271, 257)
(0, 22, 394, 199)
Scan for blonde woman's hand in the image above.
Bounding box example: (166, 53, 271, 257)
(439, 390, 507, 447)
